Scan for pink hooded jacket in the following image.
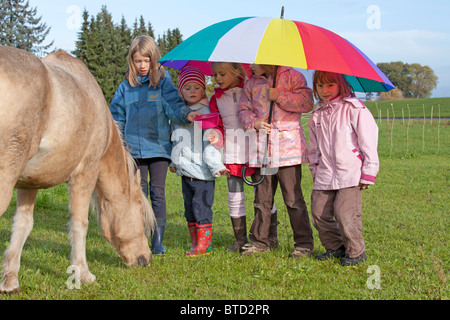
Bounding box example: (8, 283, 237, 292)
(308, 96, 379, 190)
(238, 67, 313, 168)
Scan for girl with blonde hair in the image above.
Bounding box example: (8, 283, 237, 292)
(110, 35, 199, 255)
(238, 64, 314, 257)
(208, 62, 254, 252)
(209, 62, 280, 252)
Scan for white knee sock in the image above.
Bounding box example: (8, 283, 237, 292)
(228, 192, 246, 218)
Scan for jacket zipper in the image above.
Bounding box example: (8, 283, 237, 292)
(326, 102, 336, 187)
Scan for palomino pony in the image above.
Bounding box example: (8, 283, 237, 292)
(0, 47, 155, 294)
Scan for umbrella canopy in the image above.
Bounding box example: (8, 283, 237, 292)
(160, 16, 395, 92)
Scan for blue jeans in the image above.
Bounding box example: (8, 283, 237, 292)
(182, 177, 215, 225)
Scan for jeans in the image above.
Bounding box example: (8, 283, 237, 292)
(135, 158, 170, 220)
(182, 176, 215, 225)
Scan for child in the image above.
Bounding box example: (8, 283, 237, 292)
(170, 65, 230, 256)
(209, 62, 278, 252)
(110, 35, 198, 255)
(238, 64, 314, 257)
(308, 71, 379, 266)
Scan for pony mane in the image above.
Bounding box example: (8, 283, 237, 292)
(125, 151, 156, 238)
(91, 121, 156, 238)
(114, 119, 156, 237)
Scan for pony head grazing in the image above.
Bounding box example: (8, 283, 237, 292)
(93, 131, 156, 267)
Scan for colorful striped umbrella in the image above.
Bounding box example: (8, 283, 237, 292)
(160, 16, 395, 92)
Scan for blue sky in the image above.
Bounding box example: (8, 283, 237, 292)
(28, 0, 450, 97)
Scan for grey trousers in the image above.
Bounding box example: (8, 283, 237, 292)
(311, 187, 365, 258)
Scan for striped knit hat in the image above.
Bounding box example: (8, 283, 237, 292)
(178, 65, 206, 92)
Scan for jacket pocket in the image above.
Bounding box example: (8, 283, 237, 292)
(345, 124, 363, 162)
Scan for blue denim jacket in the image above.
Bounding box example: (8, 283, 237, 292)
(110, 71, 190, 160)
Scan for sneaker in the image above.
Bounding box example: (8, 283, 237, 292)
(340, 252, 367, 266)
(241, 244, 269, 256)
(289, 247, 312, 258)
(315, 245, 346, 261)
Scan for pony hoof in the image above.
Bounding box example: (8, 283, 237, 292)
(81, 272, 97, 284)
(0, 279, 20, 294)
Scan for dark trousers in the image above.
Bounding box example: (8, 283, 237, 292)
(182, 176, 215, 225)
(135, 158, 169, 220)
(250, 165, 314, 250)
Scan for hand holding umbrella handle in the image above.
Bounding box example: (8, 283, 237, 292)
(242, 66, 278, 187)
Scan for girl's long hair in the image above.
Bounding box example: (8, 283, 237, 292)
(313, 71, 355, 100)
(127, 35, 165, 88)
(256, 64, 277, 77)
(211, 62, 247, 82)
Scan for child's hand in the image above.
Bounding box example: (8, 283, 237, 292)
(187, 111, 202, 122)
(359, 183, 370, 190)
(268, 88, 280, 101)
(169, 167, 177, 173)
(216, 168, 230, 178)
(254, 119, 273, 134)
(206, 129, 221, 145)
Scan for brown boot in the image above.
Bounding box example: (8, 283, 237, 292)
(229, 216, 248, 252)
(269, 211, 279, 249)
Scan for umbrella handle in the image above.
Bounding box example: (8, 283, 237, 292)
(242, 166, 265, 186)
(242, 66, 278, 187)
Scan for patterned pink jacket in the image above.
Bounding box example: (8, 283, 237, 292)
(308, 96, 379, 190)
(237, 67, 313, 168)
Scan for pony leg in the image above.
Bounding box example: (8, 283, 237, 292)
(0, 189, 38, 294)
(68, 178, 97, 285)
(0, 179, 16, 218)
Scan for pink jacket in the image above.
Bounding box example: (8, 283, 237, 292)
(308, 96, 379, 190)
(238, 67, 313, 168)
(209, 83, 247, 165)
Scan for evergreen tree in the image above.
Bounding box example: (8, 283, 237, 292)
(0, 0, 53, 56)
(72, 9, 90, 64)
(73, 6, 130, 104)
(72, 6, 185, 103)
(132, 16, 144, 38)
(147, 22, 155, 39)
(158, 28, 183, 87)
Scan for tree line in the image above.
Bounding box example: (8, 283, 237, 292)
(377, 62, 438, 100)
(0, 0, 53, 56)
(72, 5, 183, 104)
(0, 0, 439, 103)
(1, 1, 183, 104)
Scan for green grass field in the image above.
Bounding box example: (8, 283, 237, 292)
(365, 97, 450, 119)
(0, 98, 448, 301)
